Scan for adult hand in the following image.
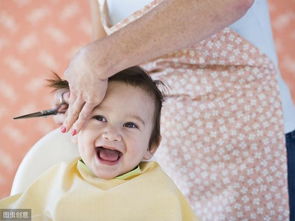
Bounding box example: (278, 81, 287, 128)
(52, 89, 70, 125)
(61, 45, 108, 135)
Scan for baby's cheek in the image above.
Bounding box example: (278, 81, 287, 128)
(77, 134, 89, 157)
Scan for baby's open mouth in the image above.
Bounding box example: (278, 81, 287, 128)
(95, 146, 122, 163)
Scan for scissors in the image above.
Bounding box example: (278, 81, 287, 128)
(13, 93, 68, 120)
(13, 105, 68, 120)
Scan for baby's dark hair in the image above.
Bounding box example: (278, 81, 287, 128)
(48, 66, 166, 149)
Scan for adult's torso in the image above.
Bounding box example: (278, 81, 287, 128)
(105, 0, 295, 133)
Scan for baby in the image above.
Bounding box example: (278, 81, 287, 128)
(0, 66, 198, 221)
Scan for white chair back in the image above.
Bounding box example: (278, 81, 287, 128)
(10, 129, 79, 195)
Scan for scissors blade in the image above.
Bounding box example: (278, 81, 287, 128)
(13, 108, 59, 120)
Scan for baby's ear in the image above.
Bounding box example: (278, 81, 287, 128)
(143, 139, 161, 160)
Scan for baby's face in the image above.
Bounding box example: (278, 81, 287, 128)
(77, 81, 156, 179)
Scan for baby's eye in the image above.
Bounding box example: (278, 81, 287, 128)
(123, 122, 139, 129)
(92, 115, 107, 122)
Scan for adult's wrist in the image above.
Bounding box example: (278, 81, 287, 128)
(84, 36, 125, 80)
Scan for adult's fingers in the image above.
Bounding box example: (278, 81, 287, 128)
(61, 94, 84, 133)
(60, 91, 70, 104)
(53, 103, 69, 125)
(52, 90, 70, 125)
(53, 89, 69, 107)
(53, 113, 67, 126)
(71, 102, 97, 135)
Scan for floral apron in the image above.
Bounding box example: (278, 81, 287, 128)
(99, 0, 289, 220)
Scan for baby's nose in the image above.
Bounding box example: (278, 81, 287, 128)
(102, 127, 121, 142)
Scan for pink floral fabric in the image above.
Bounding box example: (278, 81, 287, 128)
(99, 0, 289, 220)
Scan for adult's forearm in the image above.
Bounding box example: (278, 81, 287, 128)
(89, 0, 254, 78)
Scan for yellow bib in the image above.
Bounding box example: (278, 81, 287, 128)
(0, 159, 198, 221)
